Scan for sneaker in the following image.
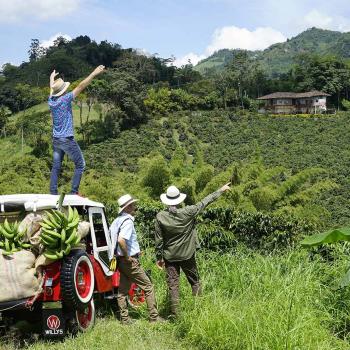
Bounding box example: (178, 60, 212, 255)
(150, 316, 167, 323)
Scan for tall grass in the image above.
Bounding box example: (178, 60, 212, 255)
(147, 246, 350, 349)
(2, 247, 350, 350)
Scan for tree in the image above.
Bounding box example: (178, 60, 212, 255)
(215, 72, 232, 109)
(93, 69, 147, 131)
(72, 35, 92, 46)
(226, 51, 251, 108)
(0, 106, 11, 137)
(0, 85, 16, 112)
(215, 51, 253, 110)
(53, 36, 70, 48)
(291, 53, 350, 108)
(16, 111, 51, 157)
(14, 83, 45, 112)
(144, 87, 178, 115)
(140, 154, 171, 198)
(28, 39, 46, 61)
(194, 164, 214, 193)
(1, 63, 19, 81)
(213, 50, 270, 109)
(173, 64, 201, 87)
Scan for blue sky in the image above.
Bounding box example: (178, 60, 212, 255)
(1, 0, 350, 67)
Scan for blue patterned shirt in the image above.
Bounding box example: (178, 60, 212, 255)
(48, 92, 74, 138)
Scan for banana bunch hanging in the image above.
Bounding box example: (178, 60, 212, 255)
(0, 219, 30, 256)
(40, 206, 81, 260)
(109, 257, 117, 271)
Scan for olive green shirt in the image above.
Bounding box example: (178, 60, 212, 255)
(155, 190, 223, 262)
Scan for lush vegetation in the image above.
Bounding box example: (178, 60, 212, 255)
(2, 30, 350, 349)
(3, 248, 350, 350)
(195, 27, 350, 77)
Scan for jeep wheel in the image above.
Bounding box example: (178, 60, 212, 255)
(61, 250, 95, 311)
(67, 298, 96, 335)
(75, 298, 95, 332)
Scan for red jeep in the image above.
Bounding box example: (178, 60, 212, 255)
(0, 194, 144, 338)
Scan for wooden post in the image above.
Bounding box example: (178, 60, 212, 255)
(21, 127, 24, 153)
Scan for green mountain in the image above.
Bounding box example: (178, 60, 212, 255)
(195, 27, 350, 77)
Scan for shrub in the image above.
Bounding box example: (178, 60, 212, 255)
(140, 154, 171, 198)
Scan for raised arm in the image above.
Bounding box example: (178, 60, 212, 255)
(49, 70, 59, 96)
(185, 182, 231, 217)
(72, 65, 105, 98)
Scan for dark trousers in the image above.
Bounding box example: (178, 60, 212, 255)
(50, 137, 85, 195)
(164, 254, 201, 316)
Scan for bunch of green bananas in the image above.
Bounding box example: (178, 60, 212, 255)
(40, 206, 81, 261)
(0, 219, 30, 256)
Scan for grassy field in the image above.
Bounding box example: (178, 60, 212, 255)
(2, 247, 350, 350)
(11, 101, 100, 138)
(1, 320, 197, 350)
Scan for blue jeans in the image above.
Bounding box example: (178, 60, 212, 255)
(50, 137, 86, 195)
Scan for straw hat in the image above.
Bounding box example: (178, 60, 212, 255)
(51, 78, 70, 97)
(118, 194, 138, 214)
(160, 186, 186, 206)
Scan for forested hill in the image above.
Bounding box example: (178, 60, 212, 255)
(0, 35, 179, 88)
(0, 35, 198, 113)
(195, 27, 350, 76)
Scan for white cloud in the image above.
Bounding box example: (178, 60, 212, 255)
(301, 9, 350, 32)
(303, 10, 333, 28)
(173, 52, 206, 67)
(0, 0, 81, 23)
(40, 33, 72, 49)
(174, 26, 286, 67)
(206, 26, 286, 54)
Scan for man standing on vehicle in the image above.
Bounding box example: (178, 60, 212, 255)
(155, 182, 231, 317)
(110, 194, 163, 324)
(48, 65, 105, 195)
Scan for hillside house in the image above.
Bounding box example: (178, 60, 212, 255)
(257, 91, 330, 114)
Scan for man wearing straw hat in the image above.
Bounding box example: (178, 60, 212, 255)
(155, 182, 231, 317)
(110, 194, 164, 324)
(48, 65, 105, 195)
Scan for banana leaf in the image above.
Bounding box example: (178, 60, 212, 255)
(301, 227, 350, 247)
(339, 268, 350, 288)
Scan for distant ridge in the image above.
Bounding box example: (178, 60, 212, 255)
(194, 27, 350, 76)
